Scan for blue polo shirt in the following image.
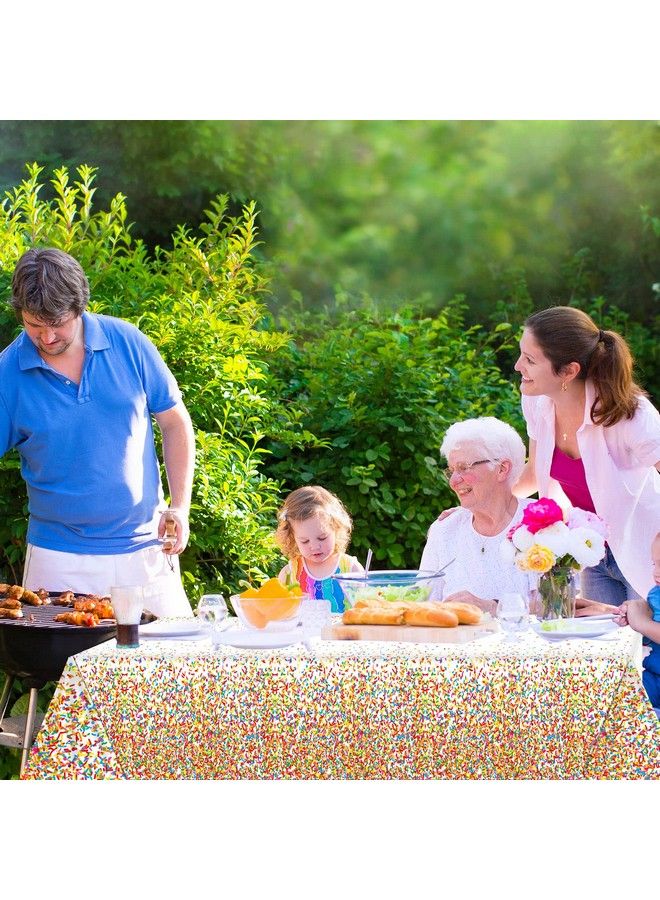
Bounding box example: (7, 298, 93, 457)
(0, 312, 181, 554)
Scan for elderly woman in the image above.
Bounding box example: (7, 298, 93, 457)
(420, 417, 535, 614)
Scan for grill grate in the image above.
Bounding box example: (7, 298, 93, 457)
(0, 595, 116, 631)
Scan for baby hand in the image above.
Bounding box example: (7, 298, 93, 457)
(623, 598, 651, 631)
(613, 602, 628, 627)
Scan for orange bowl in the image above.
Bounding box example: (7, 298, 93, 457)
(231, 592, 306, 632)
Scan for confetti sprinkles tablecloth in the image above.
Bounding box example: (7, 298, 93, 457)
(22, 628, 660, 779)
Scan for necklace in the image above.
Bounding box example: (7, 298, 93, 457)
(476, 501, 517, 553)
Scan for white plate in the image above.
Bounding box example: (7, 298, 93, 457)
(531, 617, 619, 641)
(139, 618, 203, 638)
(213, 628, 302, 649)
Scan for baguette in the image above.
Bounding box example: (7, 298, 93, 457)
(403, 604, 459, 627)
(343, 606, 405, 626)
(441, 601, 483, 625)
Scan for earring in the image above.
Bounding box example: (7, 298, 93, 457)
(561, 381, 568, 392)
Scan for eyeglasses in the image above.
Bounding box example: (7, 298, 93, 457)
(442, 459, 496, 481)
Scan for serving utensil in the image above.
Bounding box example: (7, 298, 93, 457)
(428, 557, 456, 578)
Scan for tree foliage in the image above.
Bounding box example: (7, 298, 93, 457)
(0, 121, 658, 325)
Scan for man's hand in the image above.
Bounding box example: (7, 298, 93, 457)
(154, 402, 195, 556)
(158, 506, 190, 554)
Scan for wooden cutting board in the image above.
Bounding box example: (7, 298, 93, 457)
(321, 618, 500, 644)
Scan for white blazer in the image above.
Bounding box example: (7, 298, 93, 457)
(522, 380, 660, 597)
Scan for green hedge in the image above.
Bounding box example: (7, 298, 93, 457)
(263, 297, 525, 569)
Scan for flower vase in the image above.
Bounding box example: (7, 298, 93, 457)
(538, 567, 578, 620)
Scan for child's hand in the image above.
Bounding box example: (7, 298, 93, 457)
(623, 599, 652, 632)
(437, 507, 459, 523)
(613, 602, 628, 627)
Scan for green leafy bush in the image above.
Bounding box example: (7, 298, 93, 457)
(264, 296, 524, 569)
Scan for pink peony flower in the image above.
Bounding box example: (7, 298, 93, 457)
(566, 506, 609, 539)
(506, 523, 521, 541)
(521, 498, 564, 534)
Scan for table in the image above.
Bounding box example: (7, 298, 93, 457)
(22, 625, 660, 779)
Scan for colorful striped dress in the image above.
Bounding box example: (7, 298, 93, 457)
(283, 554, 360, 613)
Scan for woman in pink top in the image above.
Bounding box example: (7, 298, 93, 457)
(514, 306, 660, 611)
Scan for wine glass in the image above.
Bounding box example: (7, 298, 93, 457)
(196, 594, 228, 640)
(496, 592, 529, 641)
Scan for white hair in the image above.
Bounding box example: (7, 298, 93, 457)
(440, 417, 526, 487)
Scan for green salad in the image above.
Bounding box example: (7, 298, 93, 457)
(350, 585, 431, 605)
(540, 619, 592, 632)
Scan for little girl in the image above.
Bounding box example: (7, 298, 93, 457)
(275, 485, 364, 613)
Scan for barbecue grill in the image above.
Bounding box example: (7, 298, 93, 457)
(0, 599, 118, 775)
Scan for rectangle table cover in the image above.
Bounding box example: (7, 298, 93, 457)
(22, 627, 660, 779)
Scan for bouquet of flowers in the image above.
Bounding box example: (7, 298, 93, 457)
(501, 498, 608, 619)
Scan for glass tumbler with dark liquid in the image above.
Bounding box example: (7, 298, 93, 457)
(111, 585, 144, 649)
(116, 622, 140, 648)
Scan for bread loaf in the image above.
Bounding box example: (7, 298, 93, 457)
(403, 604, 459, 627)
(441, 601, 483, 625)
(343, 606, 405, 626)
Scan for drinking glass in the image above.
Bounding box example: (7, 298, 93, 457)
(111, 585, 144, 649)
(496, 592, 529, 641)
(300, 598, 332, 639)
(196, 594, 228, 639)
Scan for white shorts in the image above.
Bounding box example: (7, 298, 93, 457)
(23, 543, 193, 618)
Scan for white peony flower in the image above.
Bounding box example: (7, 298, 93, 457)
(511, 525, 535, 551)
(534, 521, 570, 557)
(566, 527, 606, 568)
(500, 539, 517, 564)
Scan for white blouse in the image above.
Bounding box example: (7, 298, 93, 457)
(522, 381, 660, 597)
(419, 498, 536, 602)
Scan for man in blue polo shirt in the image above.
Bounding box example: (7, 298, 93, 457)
(0, 247, 195, 616)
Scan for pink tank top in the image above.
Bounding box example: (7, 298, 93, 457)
(550, 447, 597, 513)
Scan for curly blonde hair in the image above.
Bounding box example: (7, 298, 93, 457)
(275, 486, 353, 559)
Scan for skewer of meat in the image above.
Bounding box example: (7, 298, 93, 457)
(53, 611, 99, 627)
(20, 589, 44, 606)
(0, 608, 24, 620)
(0, 597, 22, 610)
